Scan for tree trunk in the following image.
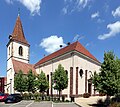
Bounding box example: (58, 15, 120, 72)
(42, 91, 44, 100)
(59, 90, 60, 101)
(105, 95, 110, 106)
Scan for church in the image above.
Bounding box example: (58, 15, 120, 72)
(6, 14, 101, 98)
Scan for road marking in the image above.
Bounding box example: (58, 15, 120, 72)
(26, 101, 34, 107)
(9, 101, 22, 107)
(52, 101, 53, 107)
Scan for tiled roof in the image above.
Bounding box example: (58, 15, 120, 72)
(11, 15, 29, 46)
(12, 59, 36, 75)
(35, 41, 100, 67)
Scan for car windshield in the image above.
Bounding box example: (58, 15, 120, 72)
(7, 95, 14, 99)
(0, 93, 4, 96)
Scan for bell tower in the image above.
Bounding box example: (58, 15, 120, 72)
(6, 14, 30, 94)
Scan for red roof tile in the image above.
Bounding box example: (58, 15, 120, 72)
(12, 59, 36, 75)
(35, 41, 100, 67)
(11, 15, 29, 46)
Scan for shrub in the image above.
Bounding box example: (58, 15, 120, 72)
(34, 99, 40, 102)
(22, 93, 29, 100)
(109, 102, 120, 107)
(99, 93, 106, 96)
(83, 93, 90, 98)
(34, 92, 41, 100)
(29, 93, 34, 100)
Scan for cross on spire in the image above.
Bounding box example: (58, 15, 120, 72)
(18, 8, 20, 16)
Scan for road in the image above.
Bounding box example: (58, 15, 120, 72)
(0, 100, 80, 107)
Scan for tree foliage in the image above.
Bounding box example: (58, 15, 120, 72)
(36, 71, 49, 93)
(27, 69, 36, 93)
(53, 64, 68, 99)
(14, 70, 27, 93)
(92, 51, 120, 96)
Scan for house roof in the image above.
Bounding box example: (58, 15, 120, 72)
(11, 15, 29, 46)
(35, 41, 100, 67)
(12, 59, 36, 75)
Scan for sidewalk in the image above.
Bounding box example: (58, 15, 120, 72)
(75, 96, 106, 107)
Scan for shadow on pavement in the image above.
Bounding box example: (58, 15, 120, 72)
(89, 103, 106, 107)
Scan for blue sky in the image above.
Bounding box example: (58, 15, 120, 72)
(0, 0, 120, 76)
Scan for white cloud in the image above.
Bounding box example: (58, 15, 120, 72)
(63, 0, 92, 14)
(112, 6, 120, 17)
(77, 0, 89, 8)
(98, 21, 120, 40)
(5, 0, 41, 16)
(40, 35, 66, 54)
(18, 0, 41, 16)
(91, 11, 99, 19)
(73, 34, 85, 42)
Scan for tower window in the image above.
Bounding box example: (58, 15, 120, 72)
(79, 69, 83, 78)
(19, 46, 23, 56)
(9, 47, 10, 55)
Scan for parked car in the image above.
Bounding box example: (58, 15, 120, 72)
(4, 93, 22, 103)
(0, 93, 9, 102)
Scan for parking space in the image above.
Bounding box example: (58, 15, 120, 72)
(0, 100, 33, 107)
(0, 101, 80, 107)
(29, 101, 52, 107)
(53, 103, 80, 107)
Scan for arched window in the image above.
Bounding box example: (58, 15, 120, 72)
(19, 46, 23, 56)
(65, 70, 68, 75)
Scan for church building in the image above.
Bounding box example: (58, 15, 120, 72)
(6, 15, 101, 98)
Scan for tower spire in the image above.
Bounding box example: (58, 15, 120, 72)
(11, 14, 29, 46)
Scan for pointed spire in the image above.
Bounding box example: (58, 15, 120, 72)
(12, 15, 29, 46)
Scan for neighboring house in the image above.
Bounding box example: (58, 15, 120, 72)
(0, 77, 7, 93)
(6, 14, 101, 98)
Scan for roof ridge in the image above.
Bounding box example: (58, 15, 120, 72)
(35, 41, 100, 67)
(12, 59, 34, 66)
(12, 59, 36, 74)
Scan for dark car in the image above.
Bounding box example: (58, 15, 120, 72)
(0, 93, 9, 102)
(4, 93, 22, 103)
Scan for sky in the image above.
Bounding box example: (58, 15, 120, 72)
(0, 0, 120, 76)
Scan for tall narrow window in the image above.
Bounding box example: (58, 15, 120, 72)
(9, 47, 10, 55)
(19, 46, 23, 56)
(65, 70, 68, 76)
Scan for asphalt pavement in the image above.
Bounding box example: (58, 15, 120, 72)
(0, 100, 80, 107)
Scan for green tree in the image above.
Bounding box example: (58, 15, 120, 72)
(14, 70, 27, 93)
(92, 51, 120, 97)
(27, 69, 36, 93)
(53, 64, 68, 100)
(36, 71, 49, 93)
